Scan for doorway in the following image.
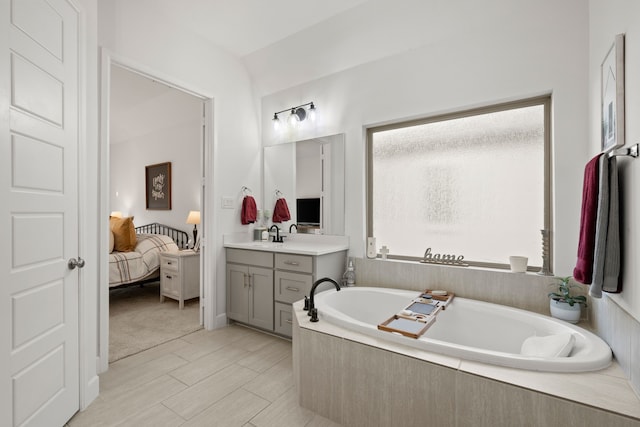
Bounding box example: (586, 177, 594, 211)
(100, 58, 212, 370)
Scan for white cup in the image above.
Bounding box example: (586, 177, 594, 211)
(509, 256, 528, 273)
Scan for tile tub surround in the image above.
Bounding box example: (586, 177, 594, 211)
(592, 294, 640, 397)
(292, 301, 640, 426)
(353, 257, 586, 317)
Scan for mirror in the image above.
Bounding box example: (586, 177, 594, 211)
(263, 133, 345, 235)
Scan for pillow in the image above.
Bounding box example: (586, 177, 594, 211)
(109, 230, 114, 253)
(109, 216, 137, 252)
(520, 333, 575, 358)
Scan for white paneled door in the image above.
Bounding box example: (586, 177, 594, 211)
(1, 0, 81, 426)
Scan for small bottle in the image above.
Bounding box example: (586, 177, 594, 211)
(261, 229, 268, 241)
(343, 260, 356, 287)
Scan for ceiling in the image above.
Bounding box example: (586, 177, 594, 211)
(152, 0, 370, 57)
(109, 1, 372, 142)
(109, 66, 202, 144)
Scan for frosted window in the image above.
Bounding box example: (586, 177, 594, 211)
(368, 100, 548, 268)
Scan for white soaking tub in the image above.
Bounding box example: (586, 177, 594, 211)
(312, 286, 611, 372)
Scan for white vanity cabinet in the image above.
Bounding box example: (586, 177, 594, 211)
(226, 249, 274, 331)
(225, 245, 347, 338)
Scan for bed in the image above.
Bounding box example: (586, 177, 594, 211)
(109, 222, 189, 288)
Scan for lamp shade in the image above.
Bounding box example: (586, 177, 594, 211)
(186, 211, 201, 225)
(110, 211, 123, 218)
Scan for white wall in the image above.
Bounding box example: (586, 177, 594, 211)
(261, 0, 589, 276)
(589, 0, 640, 394)
(98, 0, 262, 327)
(109, 94, 201, 236)
(589, 0, 640, 322)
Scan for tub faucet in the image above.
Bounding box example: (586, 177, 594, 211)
(269, 225, 283, 243)
(307, 277, 341, 322)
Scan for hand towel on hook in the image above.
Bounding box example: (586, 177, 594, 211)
(241, 195, 257, 225)
(272, 198, 291, 223)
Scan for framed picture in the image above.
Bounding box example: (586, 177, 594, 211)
(601, 33, 625, 153)
(145, 162, 172, 210)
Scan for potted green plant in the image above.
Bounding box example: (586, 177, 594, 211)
(548, 276, 587, 324)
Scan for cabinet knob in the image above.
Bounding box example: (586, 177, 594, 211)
(166, 275, 172, 279)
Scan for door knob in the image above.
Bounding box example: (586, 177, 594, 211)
(68, 257, 85, 270)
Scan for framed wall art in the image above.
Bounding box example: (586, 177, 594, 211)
(145, 162, 172, 210)
(601, 33, 625, 153)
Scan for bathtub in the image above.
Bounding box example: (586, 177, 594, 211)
(313, 286, 612, 372)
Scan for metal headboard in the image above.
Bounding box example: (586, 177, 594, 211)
(135, 222, 189, 249)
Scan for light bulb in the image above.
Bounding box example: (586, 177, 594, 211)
(308, 103, 317, 122)
(272, 113, 280, 131)
(288, 108, 299, 127)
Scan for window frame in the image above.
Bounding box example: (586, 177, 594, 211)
(366, 96, 552, 270)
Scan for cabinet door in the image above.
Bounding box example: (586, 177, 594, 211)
(248, 266, 274, 330)
(227, 264, 249, 323)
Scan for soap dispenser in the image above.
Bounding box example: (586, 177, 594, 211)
(343, 260, 356, 287)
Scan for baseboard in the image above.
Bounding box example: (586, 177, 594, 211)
(80, 374, 100, 410)
(213, 313, 228, 330)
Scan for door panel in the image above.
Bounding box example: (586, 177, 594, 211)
(227, 264, 249, 323)
(249, 266, 274, 331)
(2, 0, 81, 425)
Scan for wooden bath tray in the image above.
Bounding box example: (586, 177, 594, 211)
(377, 289, 454, 339)
(422, 289, 455, 308)
(378, 314, 436, 338)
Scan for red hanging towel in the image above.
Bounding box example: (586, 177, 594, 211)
(573, 154, 602, 284)
(272, 198, 291, 223)
(241, 195, 257, 225)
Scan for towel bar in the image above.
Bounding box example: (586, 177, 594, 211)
(608, 143, 639, 158)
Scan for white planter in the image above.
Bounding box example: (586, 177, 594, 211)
(549, 299, 581, 324)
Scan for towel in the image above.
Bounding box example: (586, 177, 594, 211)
(272, 198, 291, 223)
(573, 154, 602, 284)
(241, 195, 257, 225)
(602, 157, 621, 293)
(590, 156, 609, 298)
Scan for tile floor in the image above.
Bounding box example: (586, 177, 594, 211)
(68, 325, 340, 427)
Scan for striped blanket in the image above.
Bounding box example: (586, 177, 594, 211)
(109, 234, 178, 287)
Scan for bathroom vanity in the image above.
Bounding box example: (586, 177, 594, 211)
(224, 235, 348, 338)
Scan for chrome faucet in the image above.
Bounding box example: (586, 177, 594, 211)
(269, 225, 284, 243)
(307, 277, 341, 322)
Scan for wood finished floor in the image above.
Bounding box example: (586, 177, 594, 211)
(68, 325, 340, 427)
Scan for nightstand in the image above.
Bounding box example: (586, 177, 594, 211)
(160, 250, 200, 309)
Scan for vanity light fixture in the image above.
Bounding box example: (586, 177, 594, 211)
(272, 102, 317, 130)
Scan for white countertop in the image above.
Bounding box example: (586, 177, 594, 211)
(223, 233, 349, 256)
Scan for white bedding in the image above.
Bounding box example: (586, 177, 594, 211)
(109, 234, 179, 287)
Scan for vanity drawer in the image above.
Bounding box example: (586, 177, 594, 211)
(226, 248, 273, 268)
(275, 253, 312, 273)
(274, 302, 293, 337)
(274, 271, 312, 304)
